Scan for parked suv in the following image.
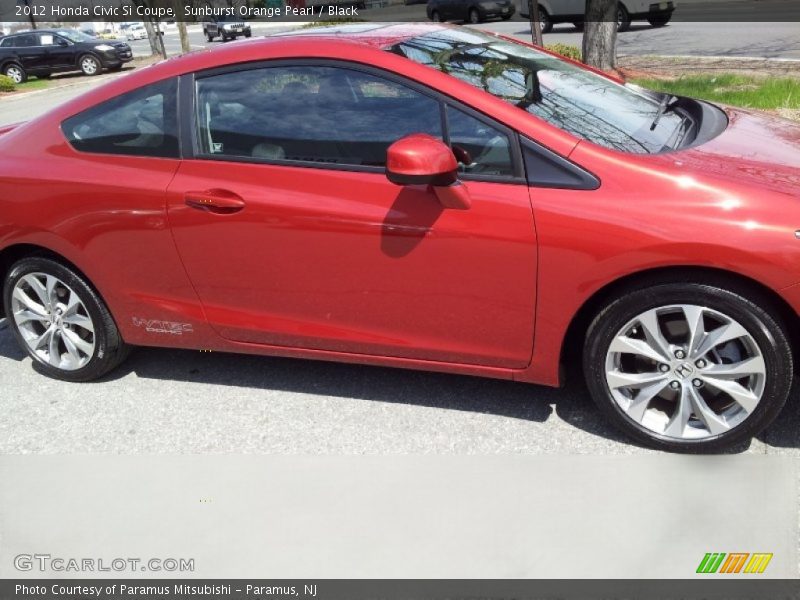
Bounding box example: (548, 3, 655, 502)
(203, 17, 252, 42)
(0, 29, 132, 83)
(520, 0, 675, 32)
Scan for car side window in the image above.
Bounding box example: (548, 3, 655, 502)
(195, 65, 443, 167)
(0, 37, 14, 48)
(61, 78, 179, 159)
(446, 105, 515, 177)
(38, 33, 56, 46)
(13, 34, 36, 48)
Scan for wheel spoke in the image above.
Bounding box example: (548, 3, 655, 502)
(682, 305, 706, 357)
(625, 379, 669, 423)
(14, 308, 49, 325)
(609, 334, 668, 363)
(607, 370, 668, 390)
(637, 309, 672, 361)
(45, 274, 59, 310)
(665, 385, 692, 437)
(63, 313, 94, 333)
(25, 275, 51, 310)
(62, 328, 93, 357)
(32, 325, 54, 350)
(60, 330, 84, 366)
(700, 377, 760, 414)
(12, 285, 48, 316)
(48, 329, 61, 366)
(688, 386, 730, 435)
(693, 321, 749, 359)
(702, 356, 766, 380)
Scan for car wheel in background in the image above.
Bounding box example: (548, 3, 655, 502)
(617, 4, 631, 31)
(431, 10, 442, 22)
(539, 8, 553, 33)
(3, 63, 26, 84)
(206, 32, 214, 42)
(468, 7, 482, 23)
(648, 14, 671, 27)
(79, 54, 101, 76)
(3, 257, 130, 382)
(583, 282, 793, 452)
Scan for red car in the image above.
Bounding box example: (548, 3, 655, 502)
(2, 24, 799, 451)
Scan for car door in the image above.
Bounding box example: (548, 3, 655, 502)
(38, 32, 73, 70)
(12, 33, 47, 72)
(166, 62, 537, 368)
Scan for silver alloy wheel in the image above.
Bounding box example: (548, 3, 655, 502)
(604, 304, 766, 440)
(11, 272, 96, 371)
(5, 65, 23, 83)
(81, 57, 98, 75)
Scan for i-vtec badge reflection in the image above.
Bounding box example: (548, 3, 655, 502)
(132, 317, 193, 335)
(13, 553, 194, 573)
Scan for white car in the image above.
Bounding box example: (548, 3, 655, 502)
(520, 0, 675, 32)
(127, 24, 147, 41)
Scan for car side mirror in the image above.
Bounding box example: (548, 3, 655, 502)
(386, 134, 471, 210)
(57, 38, 69, 46)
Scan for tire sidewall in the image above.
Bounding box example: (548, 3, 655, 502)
(3, 258, 114, 382)
(80, 54, 100, 76)
(583, 284, 792, 452)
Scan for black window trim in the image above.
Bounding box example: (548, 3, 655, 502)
(182, 58, 527, 185)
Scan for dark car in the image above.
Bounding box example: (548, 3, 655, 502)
(427, 0, 515, 23)
(0, 29, 132, 84)
(203, 17, 252, 42)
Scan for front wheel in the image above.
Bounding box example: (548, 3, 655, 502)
(583, 282, 793, 452)
(3, 257, 130, 382)
(79, 54, 101, 76)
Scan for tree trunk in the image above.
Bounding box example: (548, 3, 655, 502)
(528, 0, 543, 46)
(582, 0, 617, 70)
(141, 19, 162, 58)
(174, 1, 192, 54)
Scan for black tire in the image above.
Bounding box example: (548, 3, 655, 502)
(617, 4, 631, 31)
(3, 257, 130, 382)
(245, 32, 252, 38)
(221, 33, 229, 42)
(206, 31, 214, 42)
(79, 54, 101, 76)
(430, 10, 442, 22)
(648, 14, 671, 27)
(539, 8, 553, 34)
(583, 282, 793, 453)
(468, 7, 482, 24)
(3, 62, 27, 84)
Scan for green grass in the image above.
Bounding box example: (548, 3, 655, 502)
(631, 74, 800, 110)
(7, 77, 51, 93)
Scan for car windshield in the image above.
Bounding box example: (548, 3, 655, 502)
(389, 28, 689, 154)
(56, 29, 97, 43)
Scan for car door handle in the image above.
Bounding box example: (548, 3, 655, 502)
(184, 189, 246, 214)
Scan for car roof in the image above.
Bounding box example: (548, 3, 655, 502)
(271, 22, 458, 49)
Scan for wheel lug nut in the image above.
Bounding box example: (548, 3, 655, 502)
(695, 359, 706, 368)
(670, 380, 680, 390)
(692, 379, 703, 388)
(659, 364, 670, 372)
(674, 349, 686, 359)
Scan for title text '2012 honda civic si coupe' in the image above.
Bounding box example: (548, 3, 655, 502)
(2, 24, 800, 451)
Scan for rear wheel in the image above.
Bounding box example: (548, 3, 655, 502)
(648, 14, 671, 27)
(430, 10, 442, 21)
(3, 62, 26, 84)
(79, 54, 101, 76)
(617, 4, 631, 31)
(468, 7, 481, 23)
(583, 282, 792, 452)
(3, 257, 130, 382)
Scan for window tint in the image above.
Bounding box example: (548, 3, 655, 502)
(0, 37, 15, 48)
(195, 66, 443, 167)
(62, 79, 179, 158)
(446, 106, 514, 177)
(13, 34, 36, 47)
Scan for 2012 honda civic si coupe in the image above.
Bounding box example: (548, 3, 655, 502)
(2, 24, 799, 452)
